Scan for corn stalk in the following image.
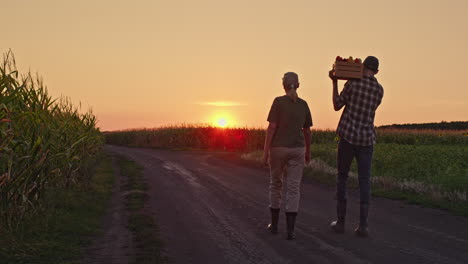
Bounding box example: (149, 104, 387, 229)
(0, 51, 103, 227)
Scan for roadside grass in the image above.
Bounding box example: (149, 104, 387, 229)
(0, 153, 114, 264)
(303, 168, 468, 216)
(311, 143, 467, 192)
(375, 144, 466, 192)
(242, 144, 468, 216)
(116, 155, 167, 264)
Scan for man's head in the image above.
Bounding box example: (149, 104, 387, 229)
(282, 72, 300, 90)
(363, 56, 379, 75)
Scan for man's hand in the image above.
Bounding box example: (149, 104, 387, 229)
(329, 70, 337, 81)
(305, 152, 311, 165)
(262, 151, 269, 167)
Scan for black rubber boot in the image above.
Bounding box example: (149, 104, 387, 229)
(330, 200, 346, 233)
(355, 204, 369, 237)
(286, 212, 297, 240)
(267, 208, 280, 234)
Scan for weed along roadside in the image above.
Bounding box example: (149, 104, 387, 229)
(116, 155, 167, 264)
(0, 154, 115, 264)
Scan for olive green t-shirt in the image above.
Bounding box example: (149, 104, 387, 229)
(267, 95, 313, 148)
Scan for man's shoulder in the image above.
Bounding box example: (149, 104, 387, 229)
(358, 76, 383, 90)
(297, 97, 309, 105)
(372, 77, 384, 94)
(377, 80, 383, 90)
(274, 95, 288, 101)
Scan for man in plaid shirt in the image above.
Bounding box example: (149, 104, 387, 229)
(328, 56, 384, 237)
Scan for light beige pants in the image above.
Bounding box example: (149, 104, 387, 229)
(269, 147, 305, 212)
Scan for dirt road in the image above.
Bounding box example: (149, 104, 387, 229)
(106, 145, 468, 264)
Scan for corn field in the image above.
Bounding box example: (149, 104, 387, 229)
(104, 125, 266, 152)
(0, 51, 103, 226)
(104, 126, 467, 152)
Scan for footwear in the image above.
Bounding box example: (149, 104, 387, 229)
(286, 212, 297, 240)
(331, 200, 346, 233)
(355, 203, 369, 237)
(359, 203, 369, 231)
(354, 226, 369, 237)
(330, 220, 345, 233)
(267, 208, 280, 234)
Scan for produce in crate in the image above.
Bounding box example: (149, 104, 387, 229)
(332, 56, 363, 80)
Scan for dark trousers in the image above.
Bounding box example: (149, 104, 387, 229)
(336, 139, 373, 226)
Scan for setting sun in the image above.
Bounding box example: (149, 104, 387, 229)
(217, 118, 228, 128)
(210, 111, 236, 128)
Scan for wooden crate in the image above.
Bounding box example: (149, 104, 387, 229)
(333, 61, 363, 79)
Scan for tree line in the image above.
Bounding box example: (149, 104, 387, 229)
(378, 121, 467, 130)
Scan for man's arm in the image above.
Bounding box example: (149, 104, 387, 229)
(303, 127, 311, 164)
(332, 79, 342, 111)
(329, 70, 345, 111)
(262, 122, 277, 166)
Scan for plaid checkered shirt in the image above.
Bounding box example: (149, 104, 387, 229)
(335, 76, 384, 146)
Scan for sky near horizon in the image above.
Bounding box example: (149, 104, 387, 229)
(2, 0, 467, 131)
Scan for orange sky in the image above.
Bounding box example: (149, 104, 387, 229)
(2, 0, 467, 131)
